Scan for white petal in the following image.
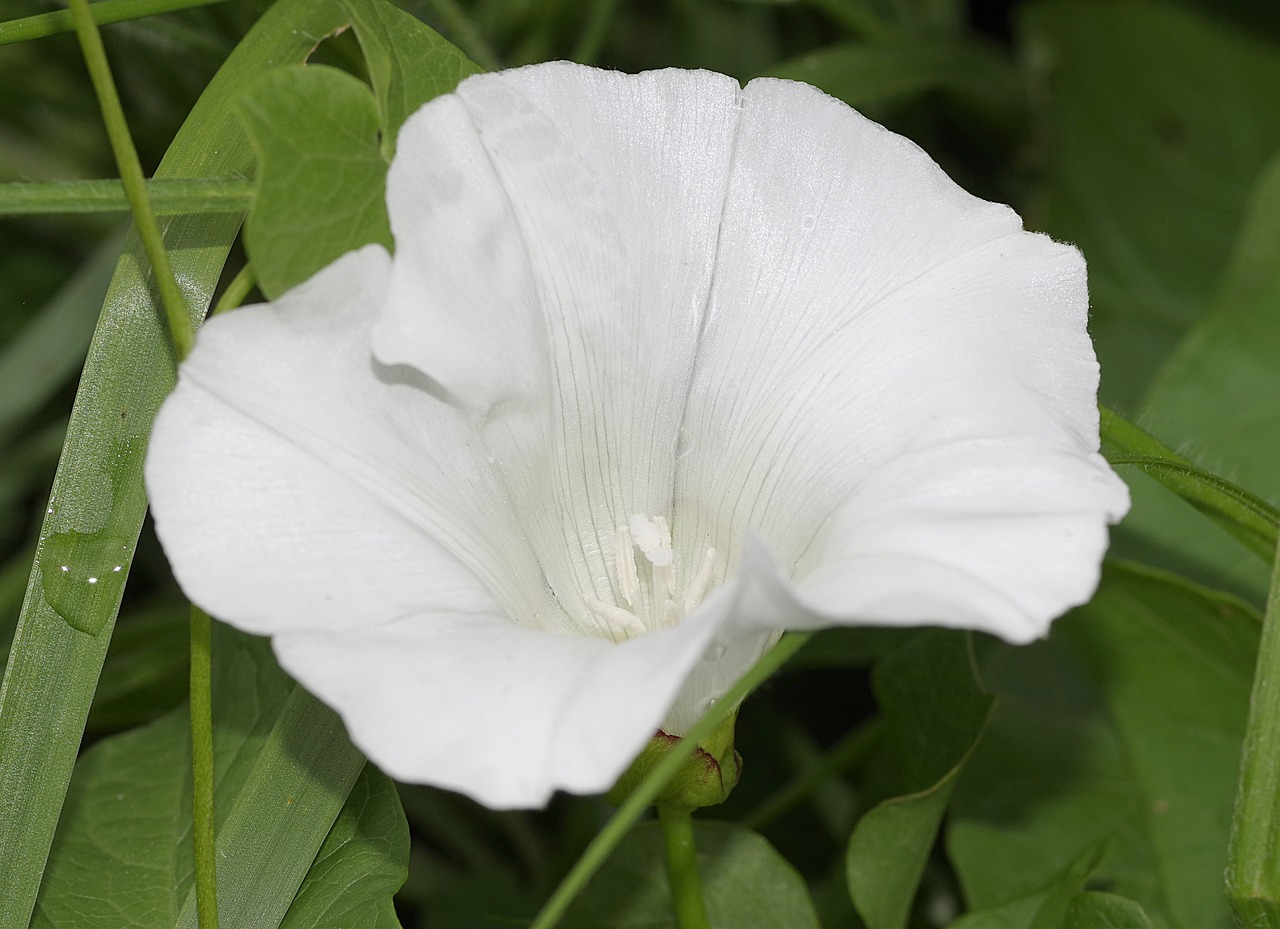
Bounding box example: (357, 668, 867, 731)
(794, 445, 1121, 642)
(673, 78, 1127, 641)
(272, 583, 739, 808)
(146, 246, 557, 634)
(379, 63, 744, 636)
(375, 94, 543, 417)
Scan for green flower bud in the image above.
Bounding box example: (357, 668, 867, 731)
(605, 711, 741, 810)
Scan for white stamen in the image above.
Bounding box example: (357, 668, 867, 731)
(615, 525, 640, 606)
(683, 548, 717, 617)
(585, 597, 648, 637)
(590, 516, 719, 637)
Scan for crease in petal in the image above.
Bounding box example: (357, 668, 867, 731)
(382, 63, 745, 640)
(375, 94, 545, 419)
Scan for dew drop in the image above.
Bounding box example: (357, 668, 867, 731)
(41, 529, 131, 635)
(801, 214, 816, 231)
(708, 644, 727, 661)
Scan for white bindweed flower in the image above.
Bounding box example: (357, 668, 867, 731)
(146, 62, 1129, 808)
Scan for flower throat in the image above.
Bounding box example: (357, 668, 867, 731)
(585, 514, 717, 640)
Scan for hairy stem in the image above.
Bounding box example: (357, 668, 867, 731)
(1227, 534, 1280, 927)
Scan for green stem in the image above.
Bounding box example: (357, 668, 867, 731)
(1227, 536, 1280, 927)
(658, 806, 711, 929)
(423, 0, 501, 71)
(528, 631, 811, 929)
(68, 0, 194, 361)
(189, 608, 219, 929)
(186, 264, 254, 929)
(211, 264, 257, 317)
(0, 179, 254, 216)
(0, 0, 231, 46)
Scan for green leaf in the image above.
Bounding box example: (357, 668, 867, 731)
(276, 767, 409, 929)
(34, 623, 399, 929)
(0, 2, 352, 925)
(949, 563, 1257, 929)
(86, 599, 190, 733)
(560, 820, 821, 929)
(32, 624, 286, 928)
(846, 631, 992, 929)
(765, 36, 1022, 126)
(1020, 0, 1280, 407)
(237, 64, 392, 300)
(1065, 892, 1155, 929)
(172, 691, 368, 929)
(1121, 150, 1280, 601)
(340, 0, 482, 160)
(950, 845, 1106, 929)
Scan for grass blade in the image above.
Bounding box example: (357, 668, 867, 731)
(0, 179, 254, 216)
(0, 2, 350, 925)
(0, 0, 232, 46)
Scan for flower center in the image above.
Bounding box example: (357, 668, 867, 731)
(584, 514, 717, 640)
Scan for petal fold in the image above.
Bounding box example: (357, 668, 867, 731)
(380, 64, 745, 636)
(146, 246, 555, 635)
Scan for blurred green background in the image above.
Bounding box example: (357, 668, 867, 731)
(3, 0, 1280, 926)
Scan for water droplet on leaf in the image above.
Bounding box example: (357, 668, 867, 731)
(41, 529, 131, 635)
